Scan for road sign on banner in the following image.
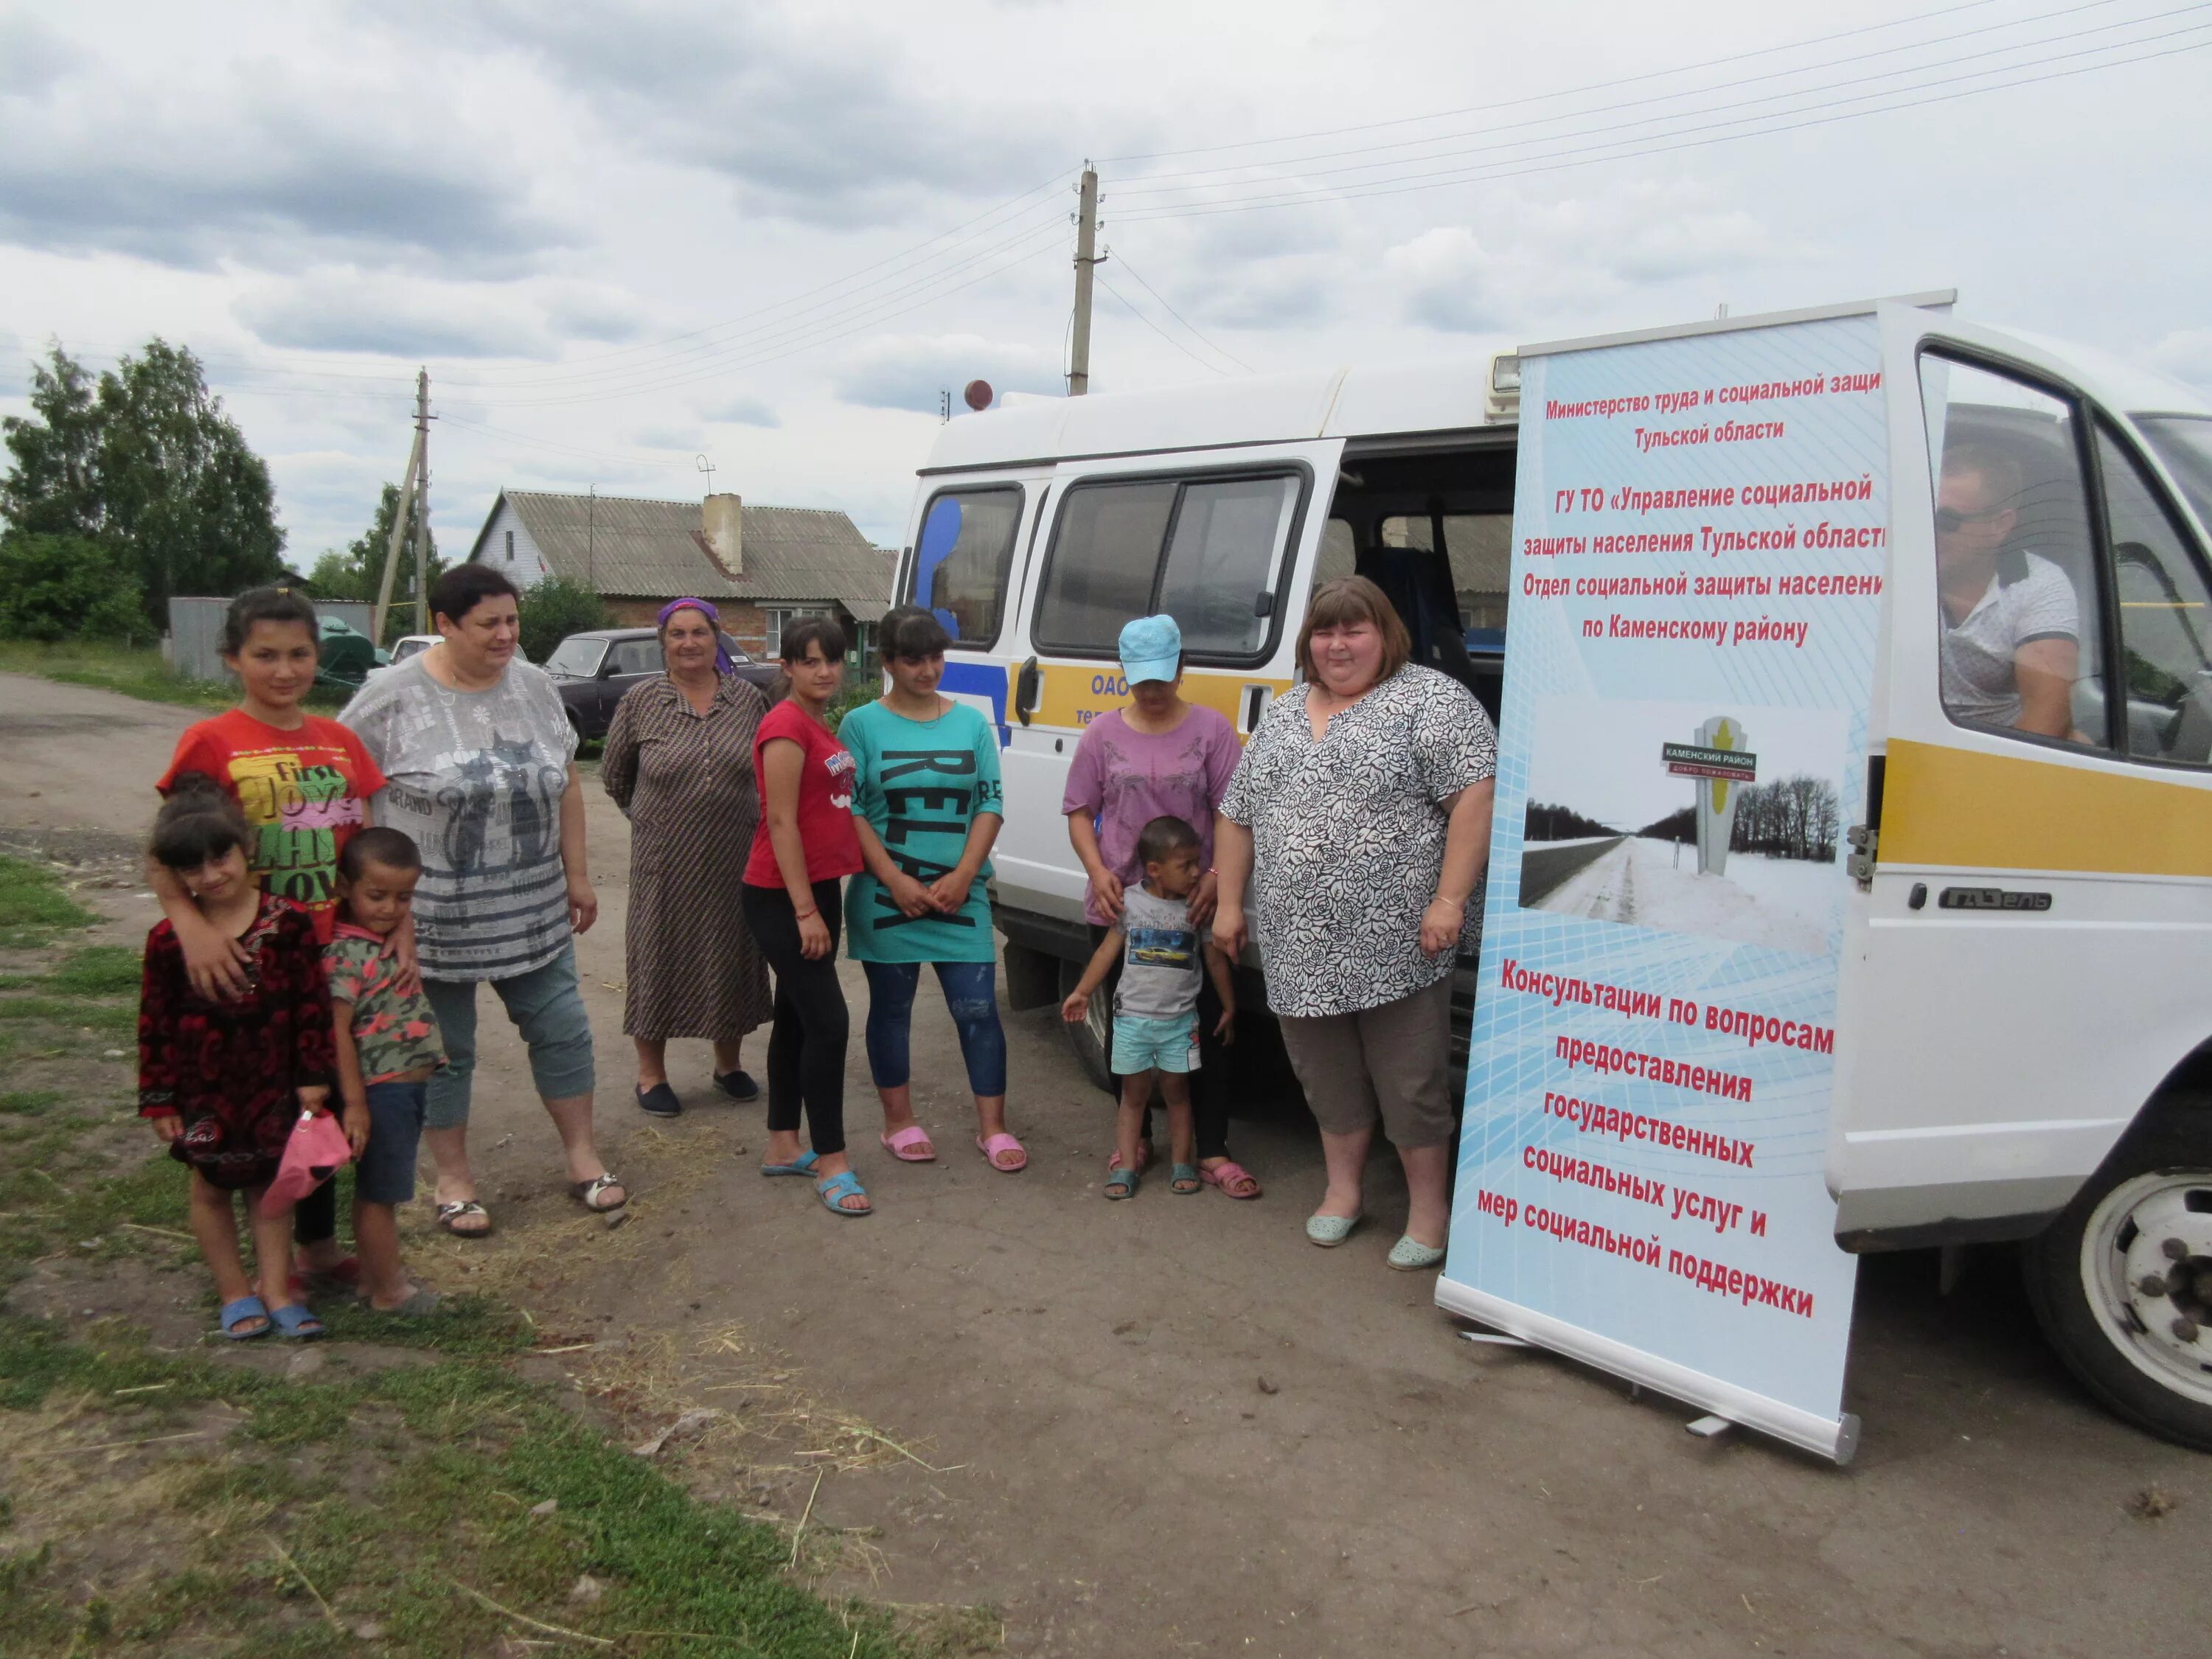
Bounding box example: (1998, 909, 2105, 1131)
(1439, 311, 1888, 1464)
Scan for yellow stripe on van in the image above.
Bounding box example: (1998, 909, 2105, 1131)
(1028, 663, 1295, 738)
(1882, 737, 2212, 877)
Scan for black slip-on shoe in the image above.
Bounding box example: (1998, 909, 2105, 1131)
(636, 1082, 682, 1118)
(712, 1068, 760, 1102)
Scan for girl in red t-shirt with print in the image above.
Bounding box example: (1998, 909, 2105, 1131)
(742, 617, 871, 1217)
(149, 587, 406, 1293)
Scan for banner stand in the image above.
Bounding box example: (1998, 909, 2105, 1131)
(1438, 1279, 1862, 1465)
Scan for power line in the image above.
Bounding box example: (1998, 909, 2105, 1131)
(1096, 0, 2014, 163)
(1111, 29, 2212, 222)
(1095, 275, 1232, 377)
(1103, 250, 1255, 373)
(1109, 0, 2154, 192)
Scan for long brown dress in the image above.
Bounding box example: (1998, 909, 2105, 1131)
(602, 672, 775, 1041)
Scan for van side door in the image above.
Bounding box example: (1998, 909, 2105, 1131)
(1001, 440, 1345, 925)
(1829, 307, 2212, 1245)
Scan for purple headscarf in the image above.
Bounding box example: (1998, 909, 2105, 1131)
(657, 597, 733, 674)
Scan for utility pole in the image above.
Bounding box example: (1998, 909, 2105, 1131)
(1068, 165, 1099, 396)
(411, 369, 431, 635)
(371, 370, 427, 646)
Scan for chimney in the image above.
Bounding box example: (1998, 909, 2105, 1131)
(703, 493, 743, 577)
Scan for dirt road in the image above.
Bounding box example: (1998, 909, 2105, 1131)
(4, 672, 2206, 1659)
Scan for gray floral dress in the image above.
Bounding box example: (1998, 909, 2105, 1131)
(1219, 666, 1497, 1019)
(602, 673, 774, 1042)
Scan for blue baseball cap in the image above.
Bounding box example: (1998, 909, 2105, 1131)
(1119, 615, 1182, 686)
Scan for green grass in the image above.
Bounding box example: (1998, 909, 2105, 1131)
(0, 850, 994, 1658)
(0, 639, 348, 712)
(0, 1315, 931, 1656)
(0, 855, 94, 947)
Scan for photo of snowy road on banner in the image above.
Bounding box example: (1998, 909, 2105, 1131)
(1518, 696, 1847, 956)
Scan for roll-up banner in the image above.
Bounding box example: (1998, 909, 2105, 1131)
(1439, 310, 1890, 1464)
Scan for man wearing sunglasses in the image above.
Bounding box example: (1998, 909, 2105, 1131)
(1935, 443, 2081, 740)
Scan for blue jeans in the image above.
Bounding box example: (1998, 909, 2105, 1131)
(861, 960, 1007, 1097)
(422, 943, 596, 1131)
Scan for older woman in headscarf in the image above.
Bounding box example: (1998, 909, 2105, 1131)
(600, 597, 775, 1116)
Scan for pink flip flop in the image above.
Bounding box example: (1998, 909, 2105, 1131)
(1200, 1160, 1262, 1200)
(975, 1132, 1028, 1173)
(880, 1124, 937, 1163)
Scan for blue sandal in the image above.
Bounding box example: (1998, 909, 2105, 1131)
(816, 1170, 872, 1216)
(760, 1150, 821, 1178)
(1105, 1166, 1139, 1200)
(268, 1301, 324, 1340)
(218, 1295, 271, 1340)
(1169, 1163, 1202, 1194)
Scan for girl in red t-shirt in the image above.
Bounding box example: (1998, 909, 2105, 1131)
(742, 618, 871, 1217)
(148, 588, 403, 1293)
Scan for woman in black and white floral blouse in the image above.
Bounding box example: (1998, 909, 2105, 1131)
(1213, 577, 1496, 1272)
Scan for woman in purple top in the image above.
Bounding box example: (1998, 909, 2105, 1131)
(1062, 615, 1260, 1199)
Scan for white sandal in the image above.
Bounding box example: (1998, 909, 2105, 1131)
(570, 1172, 627, 1212)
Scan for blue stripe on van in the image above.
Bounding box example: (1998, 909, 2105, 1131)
(941, 658, 1010, 748)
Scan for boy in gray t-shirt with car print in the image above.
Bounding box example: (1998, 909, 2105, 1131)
(1062, 815, 1237, 1200)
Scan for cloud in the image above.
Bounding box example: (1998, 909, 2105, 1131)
(543, 286, 648, 344)
(438, 1, 1060, 222)
(831, 333, 1063, 414)
(0, 16, 84, 96)
(628, 424, 706, 451)
(232, 271, 560, 359)
(1383, 228, 1517, 335)
(1383, 181, 1776, 334)
(700, 394, 782, 428)
(2150, 330, 2212, 393)
(0, 39, 567, 275)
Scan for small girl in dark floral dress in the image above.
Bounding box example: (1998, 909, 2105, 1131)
(137, 776, 338, 1339)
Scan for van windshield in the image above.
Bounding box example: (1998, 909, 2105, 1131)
(2138, 417, 2212, 533)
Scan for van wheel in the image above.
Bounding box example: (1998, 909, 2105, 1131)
(2023, 1099, 2212, 1451)
(1056, 958, 1116, 1096)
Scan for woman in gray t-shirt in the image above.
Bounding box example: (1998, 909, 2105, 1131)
(341, 567, 626, 1236)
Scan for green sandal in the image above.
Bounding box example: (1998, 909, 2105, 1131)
(1105, 1165, 1139, 1200)
(1169, 1162, 1202, 1194)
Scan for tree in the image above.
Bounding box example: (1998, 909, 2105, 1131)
(517, 575, 609, 665)
(0, 532, 145, 641)
(1, 341, 285, 627)
(307, 481, 443, 639)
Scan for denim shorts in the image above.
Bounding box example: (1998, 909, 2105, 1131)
(356, 1078, 428, 1205)
(1110, 1012, 1200, 1076)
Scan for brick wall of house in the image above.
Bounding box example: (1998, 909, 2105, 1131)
(602, 597, 666, 627)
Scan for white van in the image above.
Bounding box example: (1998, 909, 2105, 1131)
(890, 296, 2212, 1448)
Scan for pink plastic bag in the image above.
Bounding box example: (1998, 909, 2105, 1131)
(259, 1108, 353, 1217)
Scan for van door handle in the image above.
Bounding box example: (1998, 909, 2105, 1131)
(1015, 657, 1040, 725)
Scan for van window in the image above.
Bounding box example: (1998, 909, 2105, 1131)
(1380, 514, 1512, 632)
(607, 639, 661, 676)
(910, 486, 1023, 649)
(1033, 481, 1178, 652)
(1034, 470, 1306, 661)
(2099, 422, 2212, 765)
(1919, 353, 2109, 751)
(1157, 476, 1302, 655)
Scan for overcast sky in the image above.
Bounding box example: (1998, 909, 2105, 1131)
(2, 0, 2207, 560)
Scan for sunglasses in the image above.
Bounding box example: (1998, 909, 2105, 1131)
(1935, 504, 2008, 533)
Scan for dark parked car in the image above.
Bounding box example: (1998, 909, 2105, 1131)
(543, 627, 781, 740)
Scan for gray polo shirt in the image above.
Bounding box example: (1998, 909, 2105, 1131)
(1940, 552, 2079, 728)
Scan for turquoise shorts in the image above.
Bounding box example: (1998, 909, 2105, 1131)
(1111, 1012, 1200, 1076)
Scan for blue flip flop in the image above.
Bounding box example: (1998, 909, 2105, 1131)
(268, 1301, 324, 1340)
(218, 1295, 271, 1340)
(760, 1150, 821, 1178)
(815, 1170, 872, 1216)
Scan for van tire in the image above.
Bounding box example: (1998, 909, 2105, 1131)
(1057, 958, 1116, 1096)
(2023, 1097, 2212, 1452)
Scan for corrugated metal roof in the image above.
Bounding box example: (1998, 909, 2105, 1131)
(485, 490, 895, 610)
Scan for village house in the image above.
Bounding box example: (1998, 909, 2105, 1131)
(466, 489, 896, 661)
